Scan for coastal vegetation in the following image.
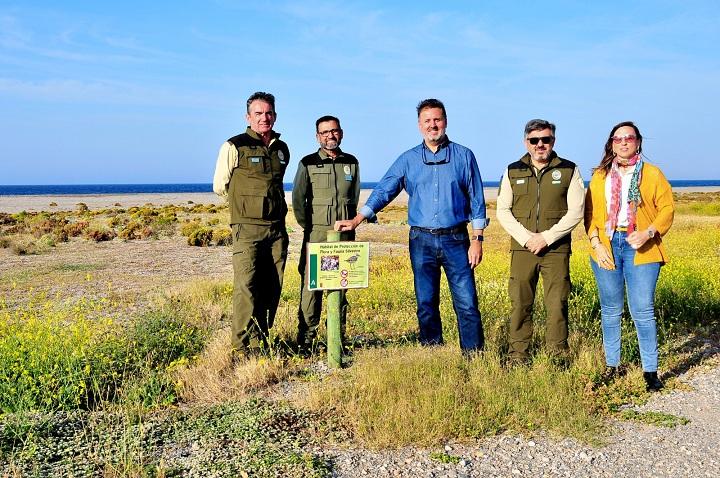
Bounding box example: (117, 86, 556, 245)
(0, 193, 719, 476)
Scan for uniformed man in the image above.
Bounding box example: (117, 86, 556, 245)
(292, 115, 360, 355)
(212, 92, 290, 356)
(496, 119, 585, 364)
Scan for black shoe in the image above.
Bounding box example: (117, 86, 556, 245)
(601, 366, 619, 382)
(643, 372, 664, 392)
(506, 356, 531, 368)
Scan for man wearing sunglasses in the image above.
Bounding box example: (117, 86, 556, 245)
(292, 115, 361, 356)
(496, 119, 585, 366)
(335, 99, 488, 354)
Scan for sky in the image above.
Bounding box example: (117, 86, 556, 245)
(1, 0, 719, 185)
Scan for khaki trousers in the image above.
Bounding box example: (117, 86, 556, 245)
(231, 222, 288, 352)
(508, 250, 570, 358)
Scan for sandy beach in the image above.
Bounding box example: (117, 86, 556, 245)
(1, 186, 718, 214)
(0, 189, 416, 214)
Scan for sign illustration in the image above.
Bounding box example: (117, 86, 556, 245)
(307, 241, 369, 291)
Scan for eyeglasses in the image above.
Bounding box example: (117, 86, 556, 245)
(317, 128, 341, 137)
(611, 134, 637, 144)
(527, 136, 554, 145)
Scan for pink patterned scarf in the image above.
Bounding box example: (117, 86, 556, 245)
(605, 154, 643, 237)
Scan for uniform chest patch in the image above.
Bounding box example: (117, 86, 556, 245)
(516, 179, 526, 184)
(552, 170, 562, 180)
(343, 165, 351, 175)
(250, 157, 262, 163)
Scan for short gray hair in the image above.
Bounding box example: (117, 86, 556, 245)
(246, 91, 276, 113)
(524, 119, 556, 137)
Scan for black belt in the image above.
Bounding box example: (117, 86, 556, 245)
(411, 225, 467, 235)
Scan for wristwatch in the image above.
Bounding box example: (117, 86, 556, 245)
(647, 229, 656, 239)
(471, 235, 484, 242)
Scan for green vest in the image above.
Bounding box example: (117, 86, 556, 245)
(301, 152, 359, 241)
(304, 154, 358, 224)
(506, 152, 576, 253)
(227, 127, 290, 225)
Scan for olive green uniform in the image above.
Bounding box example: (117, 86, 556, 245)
(214, 127, 290, 352)
(292, 149, 360, 348)
(496, 153, 584, 359)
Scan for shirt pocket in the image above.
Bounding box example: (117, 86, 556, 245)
(541, 210, 567, 230)
(232, 192, 265, 219)
(240, 151, 269, 177)
(311, 196, 334, 225)
(511, 175, 531, 195)
(309, 168, 331, 190)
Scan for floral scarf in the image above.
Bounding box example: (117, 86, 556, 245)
(605, 154, 643, 237)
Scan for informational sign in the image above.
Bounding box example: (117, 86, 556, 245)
(306, 241, 369, 291)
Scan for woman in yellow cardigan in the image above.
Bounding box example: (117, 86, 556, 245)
(584, 121, 674, 391)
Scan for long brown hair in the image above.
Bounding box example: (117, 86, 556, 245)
(593, 121, 643, 174)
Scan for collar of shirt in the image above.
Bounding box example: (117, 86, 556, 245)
(318, 148, 344, 160)
(405, 139, 484, 229)
(519, 151, 560, 173)
(245, 126, 280, 146)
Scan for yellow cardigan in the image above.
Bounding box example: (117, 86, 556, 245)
(584, 162, 674, 265)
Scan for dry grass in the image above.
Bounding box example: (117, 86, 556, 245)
(174, 328, 292, 404)
(303, 345, 605, 448)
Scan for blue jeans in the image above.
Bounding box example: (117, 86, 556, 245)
(590, 231, 661, 372)
(408, 228, 484, 352)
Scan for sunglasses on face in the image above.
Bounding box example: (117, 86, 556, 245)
(527, 136, 554, 145)
(611, 134, 637, 144)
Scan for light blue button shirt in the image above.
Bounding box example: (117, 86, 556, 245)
(360, 139, 489, 230)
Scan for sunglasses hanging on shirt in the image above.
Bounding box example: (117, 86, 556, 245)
(422, 145, 451, 165)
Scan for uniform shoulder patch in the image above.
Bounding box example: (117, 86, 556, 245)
(227, 133, 257, 148)
(300, 153, 323, 167)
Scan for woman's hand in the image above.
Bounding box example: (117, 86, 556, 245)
(627, 229, 651, 250)
(594, 243, 615, 270)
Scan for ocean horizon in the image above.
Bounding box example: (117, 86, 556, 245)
(1, 180, 720, 196)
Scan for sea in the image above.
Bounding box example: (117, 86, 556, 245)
(1, 180, 719, 196)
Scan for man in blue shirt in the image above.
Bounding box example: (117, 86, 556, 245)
(335, 99, 488, 353)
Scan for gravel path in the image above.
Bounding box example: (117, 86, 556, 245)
(324, 357, 720, 477)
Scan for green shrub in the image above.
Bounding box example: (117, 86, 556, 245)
(212, 228, 232, 246)
(63, 221, 89, 238)
(130, 308, 207, 369)
(0, 213, 17, 225)
(85, 227, 117, 242)
(0, 297, 128, 412)
(187, 227, 213, 246)
(11, 237, 41, 255)
(180, 220, 202, 237)
(108, 215, 124, 227)
(0, 295, 209, 413)
(119, 221, 152, 240)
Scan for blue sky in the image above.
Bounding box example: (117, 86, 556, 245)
(1, 0, 718, 184)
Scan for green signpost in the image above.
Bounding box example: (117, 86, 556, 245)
(307, 234, 370, 368)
